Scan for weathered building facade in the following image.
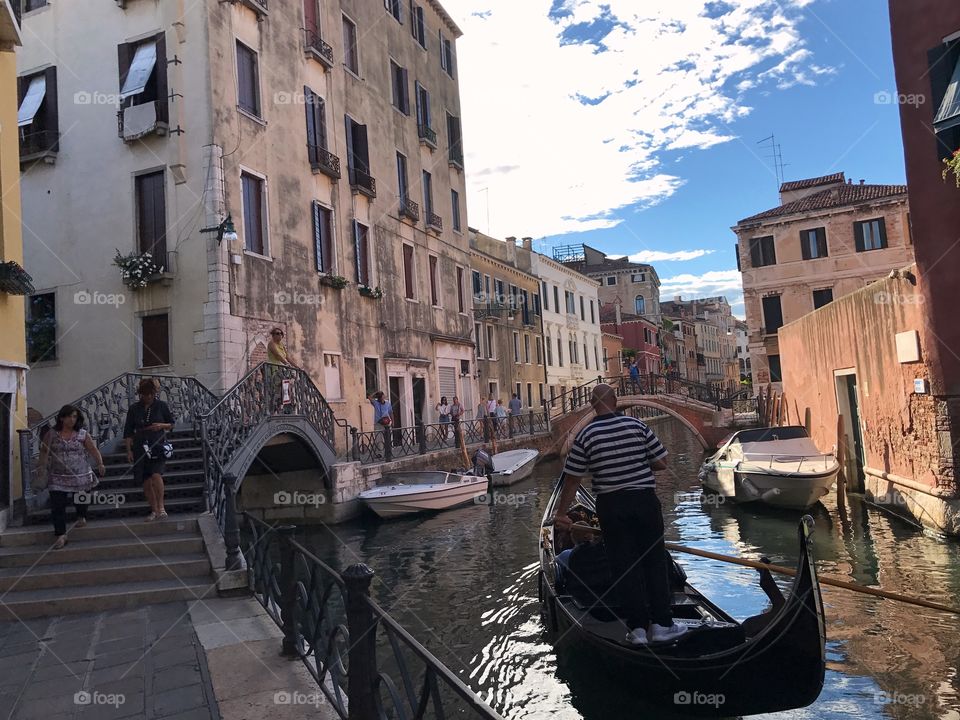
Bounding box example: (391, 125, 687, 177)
(599, 304, 660, 375)
(734, 173, 912, 396)
(563, 244, 661, 324)
(17, 0, 472, 433)
(469, 231, 545, 413)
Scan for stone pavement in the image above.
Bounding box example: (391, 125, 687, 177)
(0, 598, 339, 720)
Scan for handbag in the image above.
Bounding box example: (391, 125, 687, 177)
(379, 416, 392, 427)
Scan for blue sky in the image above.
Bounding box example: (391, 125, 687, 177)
(444, 0, 907, 317)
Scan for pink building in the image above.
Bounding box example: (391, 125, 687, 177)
(599, 304, 660, 375)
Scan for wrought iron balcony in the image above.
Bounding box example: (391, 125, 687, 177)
(349, 168, 377, 198)
(19, 129, 58, 162)
(0, 261, 35, 296)
(400, 197, 420, 221)
(426, 212, 442, 231)
(304, 28, 334, 67)
(310, 146, 341, 180)
(472, 302, 512, 319)
(418, 124, 437, 148)
(448, 147, 464, 169)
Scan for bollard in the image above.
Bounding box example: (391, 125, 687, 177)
(223, 475, 242, 571)
(277, 525, 299, 657)
(344, 563, 378, 720)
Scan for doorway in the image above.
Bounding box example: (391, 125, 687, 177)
(0, 393, 10, 509)
(835, 372, 865, 492)
(388, 377, 404, 428)
(412, 377, 426, 426)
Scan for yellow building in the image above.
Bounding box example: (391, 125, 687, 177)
(0, 1, 29, 531)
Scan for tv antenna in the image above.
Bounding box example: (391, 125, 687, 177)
(757, 134, 788, 188)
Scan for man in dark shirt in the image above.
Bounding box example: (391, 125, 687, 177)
(553, 383, 687, 646)
(123, 379, 175, 520)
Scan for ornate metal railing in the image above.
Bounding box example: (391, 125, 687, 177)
(547, 376, 604, 419)
(426, 212, 443, 231)
(351, 411, 549, 465)
(199, 362, 344, 524)
(605, 373, 722, 408)
(304, 27, 334, 66)
(400, 197, 420, 221)
(19, 128, 59, 158)
(349, 167, 377, 198)
(241, 514, 503, 720)
(418, 124, 437, 147)
(310, 146, 341, 179)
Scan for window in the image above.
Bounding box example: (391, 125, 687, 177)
(565, 291, 575, 315)
(135, 171, 167, 270)
(524, 335, 531, 363)
(118, 34, 167, 124)
(141, 313, 170, 368)
(508, 284, 517, 311)
(403, 244, 415, 299)
(635, 295, 645, 315)
(589, 300, 595, 324)
(761, 295, 783, 335)
(26, 293, 56, 364)
(396, 152, 410, 209)
(521, 289, 530, 325)
(410, 1, 426, 47)
(474, 323, 482, 357)
(800, 227, 828, 259)
(429, 255, 440, 306)
(422, 170, 434, 218)
(390, 60, 410, 114)
(451, 189, 461, 232)
(386, 0, 402, 23)
(446, 113, 463, 166)
(354, 221, 371, 286)
(439, 32, 455, 77)
(538, 383, 544, 405)
(456, 267, 465, 313)
(854, 218, 888, 251)
(749, 235, 776, 267)
(533, 293, 541, 316)
(342, 15, 359, 74)
(415, 82, 433, 140)
(472, 270, 482, 298)
(542, 282, 549, 310)
(602, 346, 609, 371)
(536, 337, 543, 364)
(304, 0, 323, 51)
(312, 201, 334, 273)
(345, 115, 373, 193)
(322, 353, 342, 399)
(546, 334, 553, 365)
(569, 335, 577, 364)
(584, 343, 589, 370)
(484, 275, 491, 297)
(304, 87, 330, 170)
(553, 285, 560, 313)
(579, 296, 585, 320)
(486, 325, 495, 359)
(526, 383, 533, 408)
(513, 332, 521, 362)
(932, 41, 960, 144)
(364, 358, 380, 397)
(605, 276, 616, 285)
(495, 279, 505, 303)
(236, 41, 260, 117)
(768, 354, 782, 383)
(813, 288, 833, 309)
(23, 0, 47, 11)
(241, 171, 267, 255)
(557, 337, 563, 366)
(631, 273, 646, 283)
(17, 67, 58, 157)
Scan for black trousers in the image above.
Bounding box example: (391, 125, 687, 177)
(596, 489, 672, 629)
(50, 490, 89, 537)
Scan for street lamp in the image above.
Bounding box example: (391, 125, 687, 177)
(200, 214, 238, 245)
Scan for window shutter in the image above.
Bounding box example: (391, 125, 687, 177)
(854, 222, 865, 252)
(409, 0, 416, 37)
(877, 218, 888, 248)
(439, 31, 446, 70)
(141, 314, 170, 367)
(415, 81, 422, 125)
(749, 238, 761, 267)
(353, 220, 362, 282)
(317, 96, 327, 150)
(344, 115, 354, 176)
(305, 86, 318, 165)
(735, 243, 741, 271)
(400, 67, 409, 113)
(816, 227, 827, 257)
(118, 41, 133, 94)
(304, 0, 319, 35)
(312, 201, 323, 271)
(355, 123, 369, 172)
(155, 32, 169, 123)
(800, 230, 811, 260)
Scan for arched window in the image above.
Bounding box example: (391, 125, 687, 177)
(635, 295, 645, 315)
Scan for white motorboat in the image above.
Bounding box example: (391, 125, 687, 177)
(699, 426, 839, 510)
(358, 471, 489, 518)
(489, 449, 539, 487)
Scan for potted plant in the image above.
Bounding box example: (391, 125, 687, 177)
(113, 249, 163, 289)
(358, 284, 383, 299)
(320, 274, 349, 289)
(943, 148, 960, 187)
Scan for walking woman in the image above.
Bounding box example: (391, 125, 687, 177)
(450, 396, 464, 446)
(435, 396, 451, 442)
(123, 379, 176, 521)
(38, 405, 105, 549)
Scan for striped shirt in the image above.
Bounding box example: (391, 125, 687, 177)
(562, 413, 668, 494)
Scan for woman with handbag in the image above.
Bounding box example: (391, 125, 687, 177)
(37, 405, 105, 549)
(123, 378, 176, 521)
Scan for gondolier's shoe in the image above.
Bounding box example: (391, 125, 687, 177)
(625, 628, 648, 645)
(649, 622, 689, 644)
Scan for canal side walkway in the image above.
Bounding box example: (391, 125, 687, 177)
(0, 597, 338, 720)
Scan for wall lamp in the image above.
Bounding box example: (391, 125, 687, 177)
(201, 214, 239, 245)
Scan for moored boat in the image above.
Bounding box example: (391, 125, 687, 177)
(699, 426, 839, 510)
(358, 471, 488, 518)
(489, 448, 539, 487)
(538, 480, 826, 716)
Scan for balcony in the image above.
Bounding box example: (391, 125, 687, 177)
(117, 102, 168, 142)
(304, 28, 334, 68)
(418, 124, 437, 149)
(426, 212, 442, 232)
(19, 128, 58, 165)
(400, 197, 420, 222)
(349, 168, 377, 198)
(236, 0, 267, 17)
(472, 302, 512, 320)
(310, 146, 341, 180)
(448, 147, 464, 170)
(0, 261, 35, 296)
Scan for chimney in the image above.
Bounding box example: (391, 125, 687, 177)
(859, 179, 865, 185)
(615, 303, 622, 326)
(674, 295, 682, 302)
(848, 179, 853, 184)
(505, 236, 517, 244)
(521, 236, 532, 250)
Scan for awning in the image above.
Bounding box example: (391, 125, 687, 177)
(934, 56, 960, 133)
(120, 41, 157, 100)
(17, 75, 46, 127)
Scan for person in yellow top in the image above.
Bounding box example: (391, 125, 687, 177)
(267, 328, 298, 368)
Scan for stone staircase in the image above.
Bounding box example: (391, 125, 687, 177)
(0, 515, 214, 620)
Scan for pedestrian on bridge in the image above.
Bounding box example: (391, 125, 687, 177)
(124, 379, 175, 522)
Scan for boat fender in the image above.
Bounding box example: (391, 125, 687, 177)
(760, 487, 782, 502)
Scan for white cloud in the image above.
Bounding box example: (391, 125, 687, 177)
(608, 249, 715, 262)
(442, 0, 828, 238)
(659, 269, 744, 299)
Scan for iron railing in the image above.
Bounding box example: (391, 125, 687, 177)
(418, 124, 437, 147)
(19, 129, 58, 159)
(310, 146, 341, 179)
(350, 168, 377, 198)
(400, 197, 420, 221)
(240, 513, 503, 719)
(351, 411, 549, 465)
(304, 27, 334, 66)
(426, 212, 443, 231)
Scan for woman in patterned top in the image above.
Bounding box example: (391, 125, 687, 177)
(38, 405, 105, 549)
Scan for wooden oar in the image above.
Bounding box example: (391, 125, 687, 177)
(566, 523, 960, 616)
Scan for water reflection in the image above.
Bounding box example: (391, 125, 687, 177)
(301, 418, 960, 719)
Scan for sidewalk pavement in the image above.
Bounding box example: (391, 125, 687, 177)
(0, 597, 340, 720)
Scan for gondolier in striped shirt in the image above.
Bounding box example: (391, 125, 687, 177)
(553, 383, 688, 646)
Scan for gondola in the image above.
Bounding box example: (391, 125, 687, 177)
(538, 481, 826, 717)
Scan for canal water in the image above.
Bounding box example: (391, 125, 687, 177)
(301, 418, 960, 719)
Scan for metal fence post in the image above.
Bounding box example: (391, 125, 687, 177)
(508, 414, 514, 439)
(350, 427, 360, 461)
(528, 409, 534, 435)
(416, 421, 427, 454)
(277, 525, 299, 657)
(223, 475, 242, 571)
(384, 426, 393, 461)
(344, 563, 378, 720)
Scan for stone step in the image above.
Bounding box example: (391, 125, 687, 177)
(26, 497, 205, 523)
(54, 482, 206, 504)
(95, 468, 205, 487)
(0, 576, 215, 621)
(0, 534, 204, 568)
(0, 515, 201, 547)
(100, 457, 205, 476)
(0, 552, 211, 591)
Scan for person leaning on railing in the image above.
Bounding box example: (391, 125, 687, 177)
(368, 391, 393, 458)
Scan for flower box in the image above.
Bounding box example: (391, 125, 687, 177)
(358, 285, 383, 299)
(113, 250, 164, 289)
(319, 274, 348, 289)
(943, 149, 960, 188)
